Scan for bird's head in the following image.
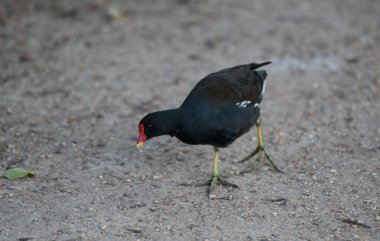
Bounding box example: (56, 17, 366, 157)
(136, 110, 179, 149)
(136, 113, 158, 149)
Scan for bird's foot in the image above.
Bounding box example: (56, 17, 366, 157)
(180, 174, 238, 193)
(239, 145, 281, 174)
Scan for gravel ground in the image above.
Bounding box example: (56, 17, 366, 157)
(0, 0, 379, 240)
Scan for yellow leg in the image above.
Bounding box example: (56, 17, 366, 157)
(213, 146, 219, 176)
(239, 118, 281, 173)
(181, 146, 238, 194)
(257, 118, 265, 148)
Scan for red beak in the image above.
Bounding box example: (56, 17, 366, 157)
(136, 124, 147, 149)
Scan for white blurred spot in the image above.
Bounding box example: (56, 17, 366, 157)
(261, 80, 266, 95)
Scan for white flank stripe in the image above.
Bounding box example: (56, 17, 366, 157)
(236, 101, 251, 108)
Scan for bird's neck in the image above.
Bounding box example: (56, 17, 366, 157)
(154, 108, 181, 136)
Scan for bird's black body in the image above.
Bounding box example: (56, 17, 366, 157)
(138, 62, 270, 148)
(176, 101, 259, 147)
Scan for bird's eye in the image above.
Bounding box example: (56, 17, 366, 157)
(147, 124, 153, 128)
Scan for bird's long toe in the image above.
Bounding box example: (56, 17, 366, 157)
(239, 145, 260, 163)
(217, 175, 239, 188)
(239, 146, 281, 173)
(263, 148, 282, 172)
(180, 175, 238, 193)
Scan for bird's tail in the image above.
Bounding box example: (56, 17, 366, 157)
(249, 61, 272, 70)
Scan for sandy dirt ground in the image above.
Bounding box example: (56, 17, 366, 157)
(1, 0, 379, 240)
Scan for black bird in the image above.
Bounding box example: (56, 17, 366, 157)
(137, 62, 280, 191)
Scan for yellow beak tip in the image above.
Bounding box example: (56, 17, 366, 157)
(136, 142, 144, 149)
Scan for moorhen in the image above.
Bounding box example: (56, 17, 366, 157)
(137, 62, 280, 192)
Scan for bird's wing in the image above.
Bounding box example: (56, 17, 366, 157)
(181, 62, 271, 107)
